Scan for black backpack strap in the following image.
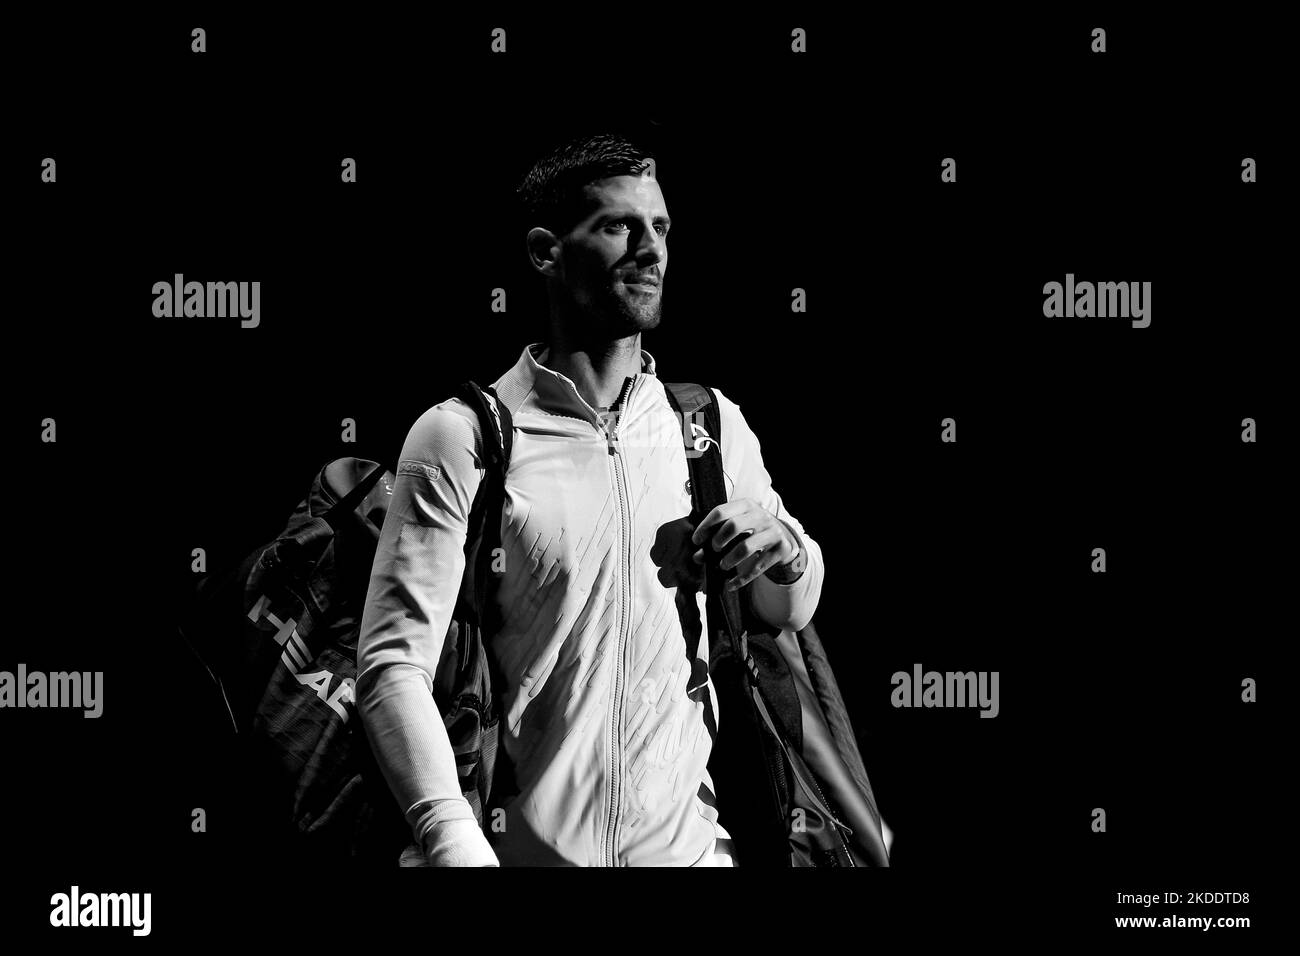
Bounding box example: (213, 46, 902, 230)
(449, 381, 517, 820)
(453, 381, 513, 631)
(457, 381, 513, 475)
(662, 382, 723, 564)
(662, 382, 748, 641)
(663, 382, 729, 742)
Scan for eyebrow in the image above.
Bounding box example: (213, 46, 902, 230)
(595, 210, 671, 228)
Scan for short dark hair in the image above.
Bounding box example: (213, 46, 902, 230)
(516, 132, 655, 238)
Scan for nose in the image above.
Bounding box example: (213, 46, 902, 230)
(633, 222, 665, 267)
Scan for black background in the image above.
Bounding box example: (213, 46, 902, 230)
(4, 8, 1283, 943)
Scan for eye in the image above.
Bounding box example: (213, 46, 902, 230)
(604, 219, 668, 237)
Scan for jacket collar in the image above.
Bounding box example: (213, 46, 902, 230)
(494, 341, 659, 425)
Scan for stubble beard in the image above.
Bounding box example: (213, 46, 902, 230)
(567, 277, 664, 340)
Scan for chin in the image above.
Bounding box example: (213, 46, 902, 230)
(625, 307, 662, 333)
(605, 293, 662, 333)
(575, 286, 663, 336)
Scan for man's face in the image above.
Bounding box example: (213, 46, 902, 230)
(554, 171, 670, 336)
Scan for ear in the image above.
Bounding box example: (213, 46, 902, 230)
(526, 227, 561, 277)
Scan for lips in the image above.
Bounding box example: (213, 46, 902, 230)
(625, 275, 660, 287)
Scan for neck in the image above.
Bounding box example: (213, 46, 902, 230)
(540, 331, 644, 410)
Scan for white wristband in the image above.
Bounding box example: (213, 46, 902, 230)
(423, 817, 500, 867)
(409, 797, 500, 867)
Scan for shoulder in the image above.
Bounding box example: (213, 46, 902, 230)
(708, 386, 741, 418)
(401, 396, 485, 466)
(704, 386, 750, 446)
(662, 382, 743, 425)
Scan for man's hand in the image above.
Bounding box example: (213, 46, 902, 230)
(690, 498, 805, 591)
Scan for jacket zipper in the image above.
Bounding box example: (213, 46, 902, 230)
(603, 373, 637, 866)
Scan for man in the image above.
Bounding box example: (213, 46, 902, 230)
(356, 133, 822, 866)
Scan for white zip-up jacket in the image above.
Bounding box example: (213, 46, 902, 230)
(356, 342, 824, 866)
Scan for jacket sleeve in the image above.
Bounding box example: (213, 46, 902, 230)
(355, 398, 498, 865)
(713, 388, 825, 633)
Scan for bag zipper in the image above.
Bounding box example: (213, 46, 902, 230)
(751, 680, 858, 865)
